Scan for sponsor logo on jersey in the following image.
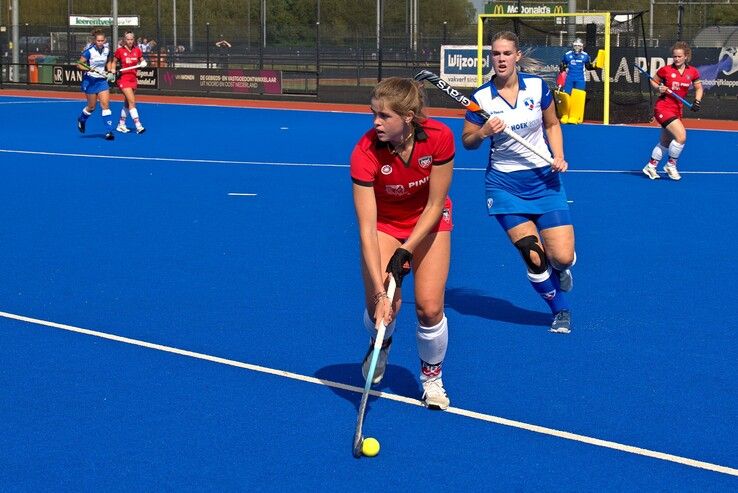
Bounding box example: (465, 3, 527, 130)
(381, 164, 393, 175)
(486, 197, 494, 209)
(418, 155, 433, 168)
(542, 289, 557, 300)
(524, 97, 535, 110)
(408, 176, 430, 188)
(510, 121, 529, 131)
(385, 184, 405, 196)
(442, 207, 450, 223)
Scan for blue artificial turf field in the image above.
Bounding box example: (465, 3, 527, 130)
(1, 94, 737, 490)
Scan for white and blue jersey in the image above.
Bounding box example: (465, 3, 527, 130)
(466, 72, 568, 216)
(80, 43, 111, 94)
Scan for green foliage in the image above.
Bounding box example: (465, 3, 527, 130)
(708, 5, 738, 25)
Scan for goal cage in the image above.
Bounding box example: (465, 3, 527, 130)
(476, 11, 652, 124)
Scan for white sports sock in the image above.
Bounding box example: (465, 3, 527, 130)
(650, 143, 668, 164)
(668, 140, 685, 163)
(119, 108, 127, 123)
(82, 107, 92, 116)
(363, 309, 395, 342)
(129, 108, 141, 126)
(416, 315, 448, 372)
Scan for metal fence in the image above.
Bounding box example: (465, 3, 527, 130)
(1, 10, 736, 117)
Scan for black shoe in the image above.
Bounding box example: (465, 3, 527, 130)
(104, 132, 115, 140)
(77, 119, 85, 133)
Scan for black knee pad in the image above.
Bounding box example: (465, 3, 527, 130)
(514, 235, 548, 274)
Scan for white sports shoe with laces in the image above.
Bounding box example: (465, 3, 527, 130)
(422, 377, 450, 410)
(664, 163, 682, 180)
(642, 164, 660, 180)
(116, 123, 130, 133)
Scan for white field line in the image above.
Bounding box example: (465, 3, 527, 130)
(1, 309, 736, 477)
(1, 149, 737, 175)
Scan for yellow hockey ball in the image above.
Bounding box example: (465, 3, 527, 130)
(361, 437, 380, 457)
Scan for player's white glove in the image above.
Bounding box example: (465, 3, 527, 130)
(139, 58, 148, 68)
(106, 72, 116, 83)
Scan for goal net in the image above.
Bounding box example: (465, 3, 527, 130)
(476, 10, 652, 124)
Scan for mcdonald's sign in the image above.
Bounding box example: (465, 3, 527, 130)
(485, 3, 568, 15)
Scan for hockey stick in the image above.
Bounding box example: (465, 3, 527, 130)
(119, 61, 147, 73)
(634, 65, 693, 109)
(414, 70, 554, 165)
(77, 61, 111, 77)
(352, 274, 397, 458)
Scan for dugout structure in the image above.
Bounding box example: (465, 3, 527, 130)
(476, 11, 652, 125)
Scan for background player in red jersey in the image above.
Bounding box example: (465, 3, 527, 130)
(642, 41, 703, 180)
(350, 77, 454, 410)
(114, 31, 147, 134)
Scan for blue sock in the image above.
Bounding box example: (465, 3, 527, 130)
(528, 268, 569, 314)
(78, 108, 91, 122)
(101, 109, 113, 131)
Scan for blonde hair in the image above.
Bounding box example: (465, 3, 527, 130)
(371, 77, 427, 123)
(671, 41, 692, 62)
(491, 30, 544, 74)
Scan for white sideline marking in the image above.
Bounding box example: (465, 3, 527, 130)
(1, 309, 737, 477)
(228, 193, 257, 196)
(0, 149, 347, 169)
(1, 149, 738, 175)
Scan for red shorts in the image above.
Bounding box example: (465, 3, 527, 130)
(377, 198, 453, 240)
(654, 100, 682, 127)
(117, 76, 138, 90)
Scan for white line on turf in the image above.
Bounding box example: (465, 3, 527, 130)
(228, 193, 257, 196)
(1, 149, 738, 175)
(1, 308, 736, 477)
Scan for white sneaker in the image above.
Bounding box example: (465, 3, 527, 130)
(422, 377, 450, 410)
(549, 310, 572, 334)
(559, 268, 573, 292)
(136, 125, 146, 134)
(664, 163, 682, 180)
(642, 164, 660, 180)
(361, 337, 392, 385)
(116, 124, 130, 133)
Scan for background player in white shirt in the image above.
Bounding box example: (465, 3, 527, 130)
(461, 31, 576, 334)
(76, 29, 116, 140)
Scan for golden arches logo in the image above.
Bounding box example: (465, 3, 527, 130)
(553, 5, 565, 15)
(493, 4, 504, 15)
